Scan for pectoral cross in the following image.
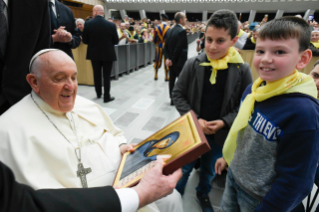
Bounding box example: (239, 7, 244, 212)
(77, 162, 92, 188)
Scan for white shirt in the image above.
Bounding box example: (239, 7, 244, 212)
(49, 0, 57, 17)
(3, 0, 8, 25)
(0, 92, 139, 212)
(118, 29, 127, 45)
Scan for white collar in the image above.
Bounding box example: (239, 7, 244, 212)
(49, 0, 55, 6)
(178, 24, 185, 29)
(3, 0, 8, 6)
(162, 22, 167, 25)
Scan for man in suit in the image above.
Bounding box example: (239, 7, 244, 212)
(164, 12, 188, 106)
(82, 5, 118, 103)
(1, 158, 181, 212)
(0, 0, 51, 115)
(49, 0, 81, 59)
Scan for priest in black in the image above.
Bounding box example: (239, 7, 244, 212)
(49, 0, 80, 59)
(0, 0, 50, 115)
(82, 5, 119, 102)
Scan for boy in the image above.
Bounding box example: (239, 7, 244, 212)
(172, 10, 253, 212)
(215, 17, 319, 211)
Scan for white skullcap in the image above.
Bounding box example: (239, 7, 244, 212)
(29, 49, 61, 72)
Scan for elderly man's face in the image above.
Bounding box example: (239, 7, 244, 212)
(76, 21, 84, 31)
(120, 23, 126, 31)
(125, 23, 130, 29)
(311, 32, 319, 42)
(34, 52, 78, 113)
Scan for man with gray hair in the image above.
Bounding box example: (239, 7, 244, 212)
(83, 5, 118, 102)
(75, 18, 85, 37)
(0, 49, 183, 212)
(234, 20, 248, 50)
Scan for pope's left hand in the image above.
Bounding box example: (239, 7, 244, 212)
(120, 143, 137, 155)
(206, 120, 225, 134)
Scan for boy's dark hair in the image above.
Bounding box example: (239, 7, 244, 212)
(206, 9, 238, 39)
(314, 59, 319, 68)
(258, 16, 311, 52)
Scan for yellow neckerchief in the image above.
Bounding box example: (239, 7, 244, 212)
(128, 31, 136, 39)
(223, 70, 317, 165)
(238, 29, 244, 38)
(118, 29, 123, 37)
(310, 41, 319, 49)
(144, 22, 148, 28)
(251, 36, 256, 44)
(199, 47, 244, 84)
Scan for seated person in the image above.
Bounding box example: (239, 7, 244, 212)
(0, 49, 183, 212)
(173, 9, 253, 212)
(243, 27, 260, 50)
(310, 30, 319, 56)
(215, 17, 319, 211)
(234, 20, 248, 50)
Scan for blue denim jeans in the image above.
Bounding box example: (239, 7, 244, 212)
(220, 168, 261, 212)
(175, 135, 222, 195)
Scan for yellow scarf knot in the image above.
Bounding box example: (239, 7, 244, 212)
(251, 36, 256, 44)
(222, 70, 317, 165)
(199, 47, 244, 84)
(311, 41, 319, 49)
(238, 29, 244, 38)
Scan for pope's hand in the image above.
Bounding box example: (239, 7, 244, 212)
(132, 159, 182, 209)
(119, 143, 137, 155)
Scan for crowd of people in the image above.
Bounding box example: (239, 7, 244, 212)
(1, 1, 319, 212)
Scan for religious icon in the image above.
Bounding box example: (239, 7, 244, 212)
(113, 111, 211, 188)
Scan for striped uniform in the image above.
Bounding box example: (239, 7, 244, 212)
(153, 23, 170, 80)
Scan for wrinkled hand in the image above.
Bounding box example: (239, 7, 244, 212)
(198, 118, 214, 135)
(165, 59, 172, 67)
(215, 157, 228, 175)
(132, 159, 182, 209)
(207, 120, 225, 134)
(119, 143, 137, 155)
(52, 27, 72, 43)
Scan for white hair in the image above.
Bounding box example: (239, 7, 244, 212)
(75, 18, 85, 25)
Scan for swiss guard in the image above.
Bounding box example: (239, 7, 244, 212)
(153, 14, 170, 81)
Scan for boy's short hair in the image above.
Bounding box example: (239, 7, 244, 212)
(206, 9, 238, 39)
(314, 59, 319, 68)
(258, 16, 311, 52)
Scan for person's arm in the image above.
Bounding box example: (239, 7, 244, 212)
(1, 161, 121, 212)
(221, 63, 253, 127)
(255, 129, 319, 211)
(172, 58, 195, 116)
(82, 22, 89, 45)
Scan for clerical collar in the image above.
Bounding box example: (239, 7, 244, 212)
(31, 91, 68, 115)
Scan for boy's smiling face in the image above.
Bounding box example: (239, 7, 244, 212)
(254, 38, 308, 83)
(205, 26, 238, 60)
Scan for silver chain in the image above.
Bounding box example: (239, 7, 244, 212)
(30, 93, 82, 163)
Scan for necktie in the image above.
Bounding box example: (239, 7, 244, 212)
(0, 0, 8, 56)
(49, 1, 58, 30)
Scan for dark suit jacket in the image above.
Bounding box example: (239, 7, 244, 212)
(0, 161, 121, 212)
(82, 16, 119, 62)
(50, 0, 80, 59)
(172, 52, 253, 146)
(164, 25, 188, 69)
(310, 43, 319, 56)
(243, 37, 256, 50)
(0, 0, 50, 107)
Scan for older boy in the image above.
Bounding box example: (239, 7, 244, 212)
(216, 17, 319, 211)
(172, 10, 253, 212)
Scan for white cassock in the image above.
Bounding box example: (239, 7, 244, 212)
(0, 91, 183, 212)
